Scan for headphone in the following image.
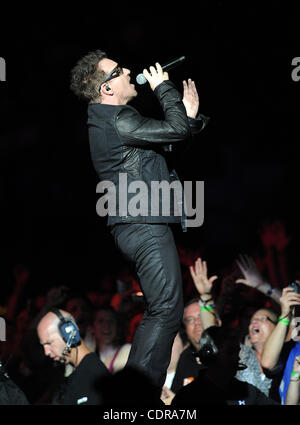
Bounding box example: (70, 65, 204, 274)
(105, 85, 111, 91)
(50, 308, 81, 349)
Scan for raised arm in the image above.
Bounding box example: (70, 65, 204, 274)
(189, 257, 218, 329)
(116, 63, 191, 146)
(261, 287, 300, 370)
(236, 254, 281, 304)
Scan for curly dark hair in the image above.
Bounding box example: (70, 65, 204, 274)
(70, 49, 107, 103)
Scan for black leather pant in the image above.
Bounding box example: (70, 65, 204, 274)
(110, 223, 183, 388)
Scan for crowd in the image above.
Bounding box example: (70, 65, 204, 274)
(1, 219, 300, 406)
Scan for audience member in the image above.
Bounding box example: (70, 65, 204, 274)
(1, 219, 298, 407)
(172, 326, 278, 406)
(93, 306, 131, 373)
(170, 299, 204, 395)
(236, 307, 280, 401)
(169, 258, 220, 398)
(261, 285, 300, 404)
(185, 257, 283, 401)
(37, 308, 109, 404)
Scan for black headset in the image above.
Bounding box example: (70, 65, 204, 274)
(50, 308, 81, 348)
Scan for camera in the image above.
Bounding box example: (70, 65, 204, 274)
(289, 282, 300, 323)
(289, 282, 300, 293)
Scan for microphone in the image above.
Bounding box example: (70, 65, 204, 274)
(57, 330, 76, 363)
(136, 56, 186, 85)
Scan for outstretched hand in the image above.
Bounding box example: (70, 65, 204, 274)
(236, 254, 265, 289)
(189, 257, 218, 296)
(182, 79, 199, 118)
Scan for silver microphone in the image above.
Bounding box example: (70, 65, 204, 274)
(136, 55, 186, 85)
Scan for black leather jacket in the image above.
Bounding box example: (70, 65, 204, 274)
(88, 81, 209, 229)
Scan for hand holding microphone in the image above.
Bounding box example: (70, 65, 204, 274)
(137, 56, 186, 87)
(142, 62, 169, 91)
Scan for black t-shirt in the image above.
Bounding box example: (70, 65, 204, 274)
(172, 370, 279, 406)
(0, 373, 29, 405)
(171, 345, 204, 394)
(59, 352, 109, 405)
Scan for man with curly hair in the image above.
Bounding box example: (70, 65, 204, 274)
(70, 49, 209, 390)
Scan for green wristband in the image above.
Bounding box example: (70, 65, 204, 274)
(278, 316, 290, 326)
(291, 371, 300, 380)
(201, 305, 214, 312)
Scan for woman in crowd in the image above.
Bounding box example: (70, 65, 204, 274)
(93, 306, 131, 374)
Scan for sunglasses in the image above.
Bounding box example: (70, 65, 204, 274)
(103, 65, 124, 83)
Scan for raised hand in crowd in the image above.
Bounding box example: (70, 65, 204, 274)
(261, 286, 300, 371)
(236, 254, 281, 304)
(189, 257, 218, 298)
(189, 257, 219, 329)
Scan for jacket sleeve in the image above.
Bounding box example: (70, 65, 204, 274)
(188, 113, 210, 135)
(115, 81, 191, 147)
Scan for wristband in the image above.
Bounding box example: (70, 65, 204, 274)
(291, 371, 300, 380)
(278, 316, 290, 326)
(201, 305, 214, 312)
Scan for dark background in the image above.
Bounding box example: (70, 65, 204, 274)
(1, 1, 300, 301)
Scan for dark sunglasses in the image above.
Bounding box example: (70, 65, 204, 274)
(103, 65, 124, 83)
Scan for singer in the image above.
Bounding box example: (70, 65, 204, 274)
(70, 50, 209, 390)
(37, 309, 109, 404)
